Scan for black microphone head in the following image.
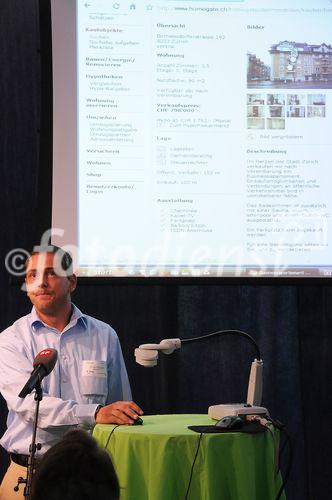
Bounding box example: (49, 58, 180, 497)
(33, 348, 58, 374)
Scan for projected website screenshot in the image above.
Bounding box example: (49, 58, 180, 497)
(53, 0, 332, 278)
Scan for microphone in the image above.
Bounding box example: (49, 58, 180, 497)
(18, 348, 58, 398)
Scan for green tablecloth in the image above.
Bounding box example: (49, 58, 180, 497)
(93, 414, 284, 500)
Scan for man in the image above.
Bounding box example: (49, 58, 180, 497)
(0, 246, 143, 499)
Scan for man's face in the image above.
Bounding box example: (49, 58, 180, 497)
(25, 252, 77, 315)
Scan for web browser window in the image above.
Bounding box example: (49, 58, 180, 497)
(52, 0, 332, 279)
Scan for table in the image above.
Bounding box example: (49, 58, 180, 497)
(93, 414, 284, 500)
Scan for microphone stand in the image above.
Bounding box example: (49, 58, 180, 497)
(15, 379, 42, 499)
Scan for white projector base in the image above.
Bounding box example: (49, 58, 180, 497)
(208, 403, 268, 420)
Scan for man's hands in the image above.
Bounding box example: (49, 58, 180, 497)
(95, 401, 143, 425)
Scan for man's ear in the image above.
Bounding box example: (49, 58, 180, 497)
(68, 274, 77, 293)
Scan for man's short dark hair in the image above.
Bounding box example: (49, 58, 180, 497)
(26, 245, 73, 274)
(30, 429, 120, 500)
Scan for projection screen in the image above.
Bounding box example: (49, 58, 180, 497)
(50, 0, 332, 280)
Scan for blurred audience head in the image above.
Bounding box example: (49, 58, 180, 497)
(30, 429, 120, 500)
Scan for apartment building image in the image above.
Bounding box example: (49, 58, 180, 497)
(269, 41, 332, 82)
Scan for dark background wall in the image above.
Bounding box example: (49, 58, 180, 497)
(0, 2, 331, 499)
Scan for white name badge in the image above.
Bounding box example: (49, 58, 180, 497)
(81, 360, 107, 378)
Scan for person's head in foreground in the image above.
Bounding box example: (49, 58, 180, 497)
(30, 429, 120, 500)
